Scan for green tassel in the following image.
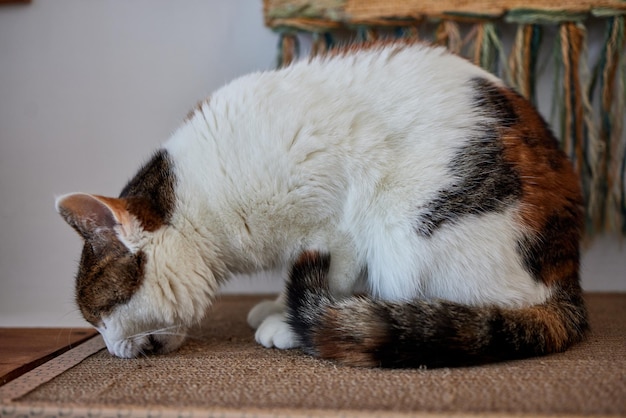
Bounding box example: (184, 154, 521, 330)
(527, 25, 543, 105)
(357, 26, 378, 43)
(555, 22, 599, 233)
(475, 22, 507, 77)
(592, 15, 626, 233)
(311, 32, 332, 57)
(617, 48, 626, 235)
(509, 24, 542, 104)
(550, 33, 564, 145)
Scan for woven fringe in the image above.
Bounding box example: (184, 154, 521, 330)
(472, 22, 503, 74)
(592, 15, 626, 233)
(560, 23, 584, 168)
(435, 20, 462, 54)
(278, 32, 299, 67)
(558, 22, 601, 232)
(509, 24, 542, 104)
(358, 26, 380, 42)
(401, 26, 421, 41)
(311, 32, 332, 57)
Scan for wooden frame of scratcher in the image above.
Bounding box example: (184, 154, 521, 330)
(264, 0, 626, 237)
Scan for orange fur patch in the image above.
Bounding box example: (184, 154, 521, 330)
(96, 195, 165, 232)
(294, 250, 324, 267)
(497, 88, 581, 229)
(497, 87, 583, 285)
(312, 306, 388, 368)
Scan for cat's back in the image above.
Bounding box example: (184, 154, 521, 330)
(181, 42, 505, 177)
(222, 42, 498, 129)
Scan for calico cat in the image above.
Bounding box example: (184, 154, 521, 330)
(56, 41, 587, 367)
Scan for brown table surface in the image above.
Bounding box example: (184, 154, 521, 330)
(0, 328, 98, 385)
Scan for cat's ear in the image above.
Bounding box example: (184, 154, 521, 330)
(55, 193, 133, 242)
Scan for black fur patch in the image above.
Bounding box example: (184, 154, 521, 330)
(415, 78, 522, 236)
(518, 199, 582, 283)
(286, 252, 333, 355)
(470, 77, 518, 127)
(120, 149, 176, 226)
(147, 334, 165, 353)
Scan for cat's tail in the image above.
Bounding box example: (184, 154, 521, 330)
(286, 251, 588, 368)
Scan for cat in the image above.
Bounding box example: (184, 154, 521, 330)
(56, 41, 587, 367)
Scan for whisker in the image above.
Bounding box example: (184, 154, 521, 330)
(136, 348, 151, 360)
(127, 325, 183, 340)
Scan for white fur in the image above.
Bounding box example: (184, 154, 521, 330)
(247, 294, 285, 329)
(94, 44, 551, 354)
(255, 313, 298, 349)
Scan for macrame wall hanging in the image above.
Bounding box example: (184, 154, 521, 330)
(263, 0, 626, 239)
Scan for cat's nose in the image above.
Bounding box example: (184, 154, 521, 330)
(105, 337, 143, 358)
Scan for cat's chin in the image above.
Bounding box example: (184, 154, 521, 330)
(100, 330, 186, 359)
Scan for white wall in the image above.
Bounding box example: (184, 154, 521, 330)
(0, 1, 624, 327)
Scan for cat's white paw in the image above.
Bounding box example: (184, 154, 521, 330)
(247, 299, 284, 329)
(255, 313, 299, 349)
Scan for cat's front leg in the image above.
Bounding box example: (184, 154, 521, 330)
(251, 290, 299, 349)
(247, 292, 285, 329)
(254, 248, 361, 350)
(255, 312, 299, 349)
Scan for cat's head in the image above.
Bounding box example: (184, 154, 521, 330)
(56, 193, 219, 358)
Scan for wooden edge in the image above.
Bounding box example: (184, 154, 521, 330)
(0, 335, 105, 402)
(0, 328, 98, 386)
